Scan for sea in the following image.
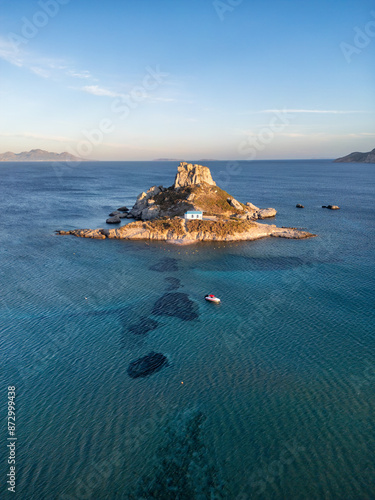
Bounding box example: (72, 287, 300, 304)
(0, 160, 374, 499)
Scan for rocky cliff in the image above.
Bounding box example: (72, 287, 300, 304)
(126, 162, 276, 221)
(173, 162, 216, 188)
(334, 148, 375, 163)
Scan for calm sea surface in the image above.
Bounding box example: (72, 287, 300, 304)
(0, 160, 374, 499)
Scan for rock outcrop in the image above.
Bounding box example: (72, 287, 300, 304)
(129, 185, 163, 219)
(257, 208, 277, 219)
(174, 162, 216, 188)
(106, 216, 121, 224)
(246, 202, 259, 211)
(227, 197, 243, 211)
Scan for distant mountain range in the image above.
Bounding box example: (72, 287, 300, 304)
(334, 148, 375, 163)
(0, 149, 84, 162)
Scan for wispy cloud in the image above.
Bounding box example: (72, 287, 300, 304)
(66, 69, 92, 79)
(30, 66, 51, 78)
(0, 38, 23, 66)
(0, 36, 94, 83)
(81, 85, 123, 98)
(80, 85, 181, 104)
(260, 109, 366, 114)
(152, 97, 176, 102)
(0, 132, 73, 143)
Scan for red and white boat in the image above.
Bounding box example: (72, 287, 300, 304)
(205, 294, 221, 303)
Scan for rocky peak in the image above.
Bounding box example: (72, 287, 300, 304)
(173, 162, 216, 189)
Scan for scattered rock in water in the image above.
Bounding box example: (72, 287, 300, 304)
(109, 210, 122, 216)
(106, 216, 121, 224)
(164, 277, 181, 291)
(152, 292, 199, 321)
(149, 257, 179, 272)
(128, 316, 159, 335)
(296, 204, 304, 208)
(127, 351, 168, 378)
(322, 205, 340, 210)
(117, 206, 129, 212)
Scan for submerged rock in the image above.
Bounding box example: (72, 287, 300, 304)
(133, 409, 226, 499)
(127, 351, 168, 378)
(165, 277, 181, 290)
(128, 316, 158, 335)
(149, 257, 179, 272)
(152, 292, 199, 321)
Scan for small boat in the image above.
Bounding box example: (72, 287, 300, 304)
(205, 294, 221, 303)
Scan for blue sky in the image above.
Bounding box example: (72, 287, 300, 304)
(0, 0, 374, 160)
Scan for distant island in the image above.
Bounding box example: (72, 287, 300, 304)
(0, 149, 84, 162)
(153, 158, 218, 162)
(153, 158, 184, 162)
(57, 162, 316, 244)
(334, 148, 375, 163)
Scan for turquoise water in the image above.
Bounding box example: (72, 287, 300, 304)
(0, 160, 374, 499)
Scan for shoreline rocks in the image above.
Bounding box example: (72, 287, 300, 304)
(56, 218, 316, 244)
(106, 216, 121, 224)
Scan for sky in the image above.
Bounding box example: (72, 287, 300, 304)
(0, 0, 374, 160)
